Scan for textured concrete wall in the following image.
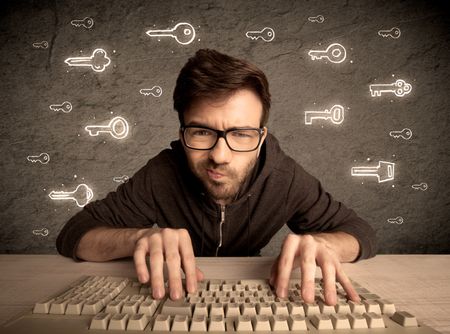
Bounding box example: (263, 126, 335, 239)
(0, 0, 449, 256)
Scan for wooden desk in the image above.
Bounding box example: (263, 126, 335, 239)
(0, 255, 449, 333)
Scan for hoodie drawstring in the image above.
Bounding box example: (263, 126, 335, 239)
(247, 194, 252, 257)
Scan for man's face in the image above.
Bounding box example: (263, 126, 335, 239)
(181, 89, 267, 205)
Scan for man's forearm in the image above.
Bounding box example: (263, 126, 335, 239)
(76, 227, 150, 261)
(312, 231, 360, 263)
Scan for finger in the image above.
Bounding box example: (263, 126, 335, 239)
(148, 234, 165, 299)
(336, 267, 360, 302)
(133, 239, 150, 284)
(196, 267, 204, 281)
(275, 235, 300, 298)
(319, 259, 337, 305)
(269, 256, 279, 287)
(178, 230, 197, 294)
(163, 231, 183, 300)
(299, 239, 317, 304)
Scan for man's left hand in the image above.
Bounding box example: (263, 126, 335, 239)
(270, 233, 360, 305)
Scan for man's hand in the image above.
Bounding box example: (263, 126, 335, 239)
(270, 233, 360, 305)
(133, 227, 204, 301)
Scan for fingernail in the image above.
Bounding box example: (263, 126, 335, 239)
(153, 287, 163, 299)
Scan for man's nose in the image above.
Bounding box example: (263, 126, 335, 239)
(208, 137, 232, 164)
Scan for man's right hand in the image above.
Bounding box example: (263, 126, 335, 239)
(133, 227, 204, 301)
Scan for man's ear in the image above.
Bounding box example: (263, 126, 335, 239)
(256, 127, 268, 157)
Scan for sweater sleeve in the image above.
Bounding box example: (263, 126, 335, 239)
(56, 159, 157, 261)
(285, 162, 377, 261)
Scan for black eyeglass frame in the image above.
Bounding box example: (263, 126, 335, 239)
(180, 125, 265, 152)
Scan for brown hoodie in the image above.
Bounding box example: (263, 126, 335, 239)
(56, 133, 377, 260)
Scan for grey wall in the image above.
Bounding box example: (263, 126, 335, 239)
(0, 0, 449, 256)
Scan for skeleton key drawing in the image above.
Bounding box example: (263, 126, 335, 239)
(412, 182, 428, 191)
(49, 101, 72, 113)
(308, 15, 324, 23)
(48, 184, 93, 207)
(27, 152, 50, 164)
(389, 128, 412, 140)
(33, 41, 49, 49)
(351, 161, 395, 183)
(378, 27, 401, 39)
(305, 104, 344, 125)
(308, 43, 346, 63)
(113, 175, 129, 183)
(245, 27, 275, 42)
(370, 79, 412, 97)
(85, 116, 129, 139)
(140, 86, 162, 97)
(32, 228, 49, 236)
(146, 22, 196, 45)
(64, 48, 111, 72)
(70, 17, 94, 29)
(387, 216, 404, 225)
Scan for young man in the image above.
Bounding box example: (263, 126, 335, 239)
(57, 49, 376, 305)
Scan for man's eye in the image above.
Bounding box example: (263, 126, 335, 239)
(231, 131, 252, 138)
(192, 129, 213, 136)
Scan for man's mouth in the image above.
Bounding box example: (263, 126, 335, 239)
(206, 168, 225, 180)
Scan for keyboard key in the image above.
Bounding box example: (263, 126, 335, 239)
(105, 300, 123, 313)
(161, 299, 192, 316)
(303, 302, 320, 316)
(33, 298, 54, 314)
(288, 314, 308, 331)
(65, 299, 85, 315)
(330, 313, 351, 329)
(335, 300, 351, 314)
(108, 313, 129, 330)
(235, 315, 253, 331)
(171, 314, 189, 331)
(256, 302, 273, 315)
(81, 298, 104, 315)
(391, 311, 419, 327)
(193, 302, 208, 316)
(270, 314, 290, 331)
(210, 302, 225, 317)
(377, 299, 396, 315)
(209, 315, 226, 331)
(225, 302, 240, 318)
(348, 300, 366, 313)
(127, 313, 149, 330)
(49, 299, 70, 314)
(138, 300, 157, 315)
(363, 299, 382, 313)
(122, 300, 140, 314)
(363, 311, 386, 328)
(240, 302, 257, 316)
(252, 314, 271, 331)
(318, 300, 335, 314)
(152, 314, 171, 331)
(348, 312, 368, 329)
(190, 314, 207, 331)
(272, 301, 289, 315)
(89, 312, 111, 330)
(287, 301, 305, 315)
(310, 314, 333, 330)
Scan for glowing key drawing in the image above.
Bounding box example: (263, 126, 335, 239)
(64, 48, 111, 72)
(378, 27, 401, 39)
(387, 216, 403, 225)
(305, 104, 344, 125)
(308, 43, 346, 63)
(245, 27, 275, 42)
(140, 86, 162, 97)
(33, 41, 48, 49)
(351, 161, 395, 183)
(48, 183, 93, 207)
(71, 17, 94, 29)
(389, 128, 412, 140)
(146, 22, 196, 45)
(113, 175, 129, 183)
(369, 79, 412, 97)
(49, 101, 72, 113)
(32, 228, 49, 236)
(85, 116, 129, 139)
(412, 182, 428, 191)
(27, 152, 50, 164)
(308, 15, 324, 23)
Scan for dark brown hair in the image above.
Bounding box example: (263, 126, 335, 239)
(173, 49, 271, 126)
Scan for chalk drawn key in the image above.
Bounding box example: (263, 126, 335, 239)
(387, 216, 404, 224)
(245, 27, 275, 42)
(65, 48, 111, 72)
(71, 17, 94, 29)
(308, 43, 346, 64)
(27, 153, 50, 164)
(378, 27, 401, 39)
(33, 41, 49, 49)
(48, 184, 93, 207)
(351, 161, 395, 183)
(412, 182, 428, 191)
(308, 15, 325, 23)
(140, 86, 162, 97)
(389, 128, 412, 140)
(370, 79, 412, 97)
(33, 228, 49, 236)
(49, 101, 72, 113)
(305, 104, 345, 125)
(85, 116, 129, 139)
(146, 22, 196, 45)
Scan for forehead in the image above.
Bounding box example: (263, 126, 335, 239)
(184, 89, 263, 128)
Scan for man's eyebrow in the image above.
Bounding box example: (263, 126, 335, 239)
(184, 122, 258, 129)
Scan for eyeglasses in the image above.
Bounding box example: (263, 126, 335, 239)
(181, 125, 265, 152)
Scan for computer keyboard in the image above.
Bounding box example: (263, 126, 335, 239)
(2, 275, 441, 333)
